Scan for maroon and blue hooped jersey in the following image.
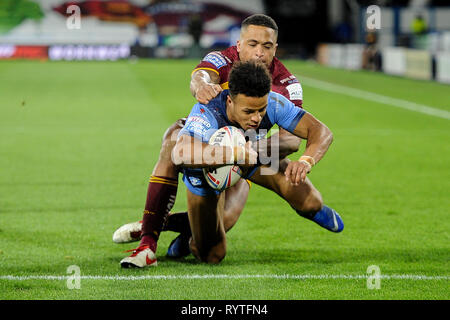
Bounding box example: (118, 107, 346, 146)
(178, 90, 306, 196)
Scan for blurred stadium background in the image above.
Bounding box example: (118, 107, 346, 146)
(1, 0, 450, 82)
(0, 0, 449, 300)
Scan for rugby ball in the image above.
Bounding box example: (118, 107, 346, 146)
(203, 126, 246, 191)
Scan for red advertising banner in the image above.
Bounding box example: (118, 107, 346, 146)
(0, 45, 48, 60)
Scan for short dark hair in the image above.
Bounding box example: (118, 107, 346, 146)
(241, 14, 278, 36)
(228, 61, 272, 98)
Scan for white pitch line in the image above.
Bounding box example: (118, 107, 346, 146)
(299, 75, 450, 120)
(0, 274, 448, 281)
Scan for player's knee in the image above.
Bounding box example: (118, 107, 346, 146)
(204, 247, 226, 264)
(194, 240, 226, 264)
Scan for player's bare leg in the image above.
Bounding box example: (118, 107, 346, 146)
(249, 164, 344, 232)
(164, 177, 248, 258)
(223, 179, 250, 231)
(193, 165, 343, 262)
(251, 169, 322, 212)
(186, 189, 227, 264)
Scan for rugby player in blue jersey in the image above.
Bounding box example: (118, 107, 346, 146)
(120, 61, 343, 266)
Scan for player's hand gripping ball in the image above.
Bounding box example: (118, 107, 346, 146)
(203, 126, 246, 191)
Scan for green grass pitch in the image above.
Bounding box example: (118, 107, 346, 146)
(0, 59, 448, 300)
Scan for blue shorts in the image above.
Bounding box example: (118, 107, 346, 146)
(182, 166, 259, 197)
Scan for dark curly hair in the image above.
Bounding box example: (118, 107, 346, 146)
(228, 61, 272, 98)
(242, 14, 278, 37)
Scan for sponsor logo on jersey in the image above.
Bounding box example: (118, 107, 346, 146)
(286, 83, 303, 101)
(202, 52, 227, 69)
(189, 116, 211, 128)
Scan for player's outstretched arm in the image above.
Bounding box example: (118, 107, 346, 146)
(172, 134, 257, 168)
(190, 69, 223, 104)
(284, 113, 333, 185)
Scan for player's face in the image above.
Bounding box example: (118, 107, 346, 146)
(226, 94, 268, 131)
(237, 25, 278, 68)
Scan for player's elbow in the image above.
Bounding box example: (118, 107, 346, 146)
(318, 123, 333, 147)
